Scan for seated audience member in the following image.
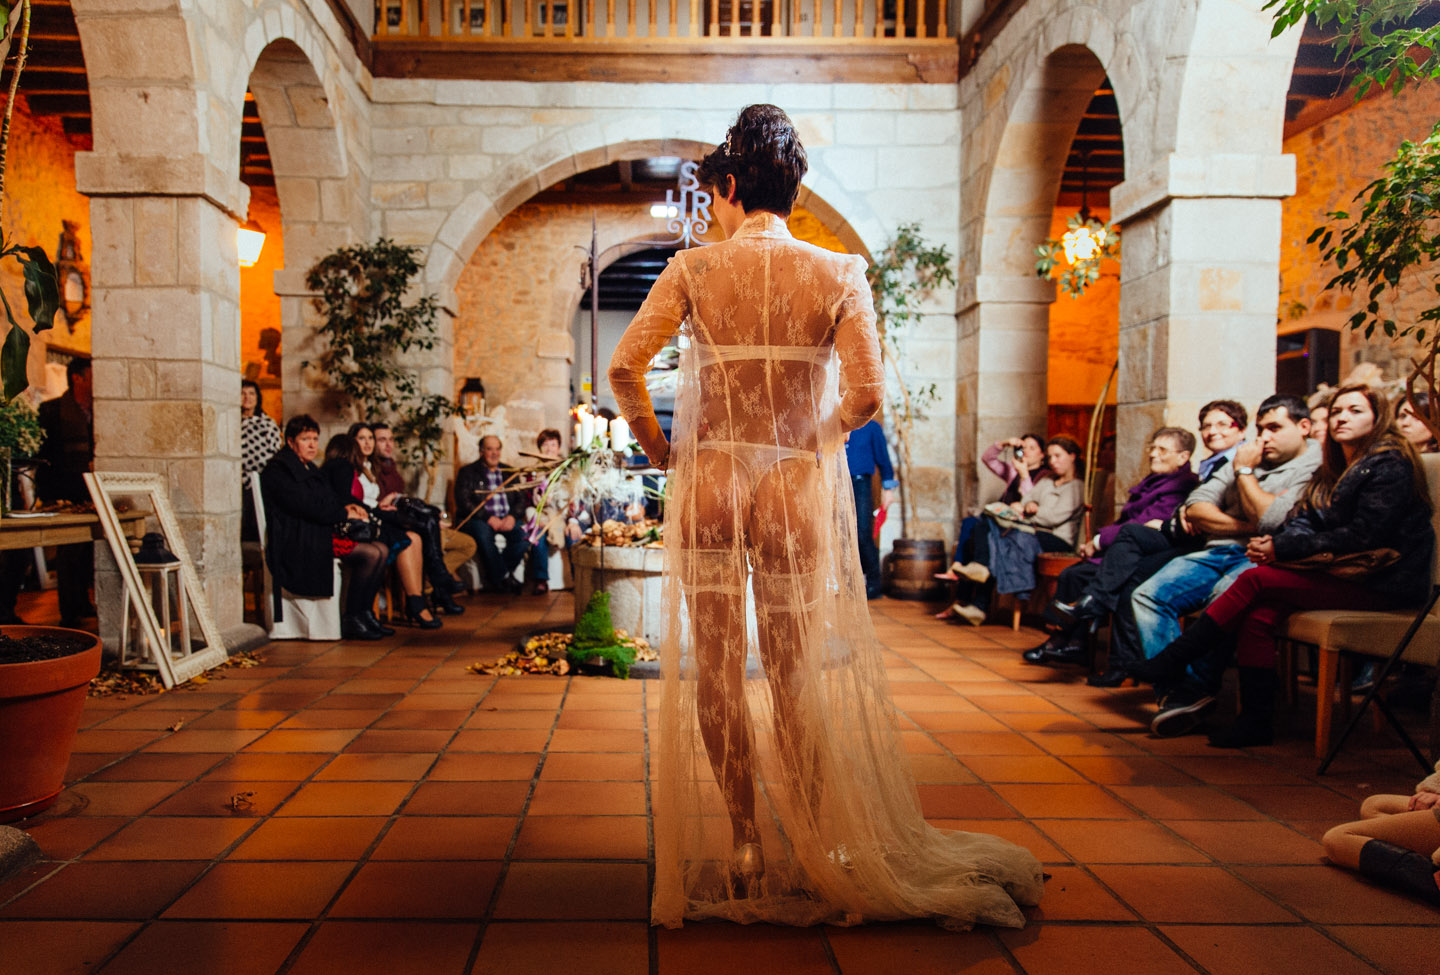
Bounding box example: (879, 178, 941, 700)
(982, 433, 1052, 505)
(455, 435, 531, 593)
(847, 417, 897, 600)
(1132, 384, 1434, 745)
(1307, 388, 1331, 446)
(261, 415, 390, 641)
(371, 421, 468, 612)
(240, 380, 283, 545)
(1125, 394, 1321, 718)
(1395, 392, 1438, 453)
(1023, 427, 1198, 666)
(1194, 399, 1247, 480)
(525, 428, 566, 595)
(323, 427, 441, 629)
(1322, 761, 1440, 907)
(944, 437, 1085, 625)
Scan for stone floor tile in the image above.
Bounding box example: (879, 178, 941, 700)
(463, 709, 557, 730)
(99, 920, 309, 975)
(1059, 756, 1201, 786)
(906, 754, 978, 783)
(63, 780, 182, 817)
(999, 924, 1196, 975)
(328, 861, 501, 918)
(244, 729, 361, 752)
(904, 711, 1011, 733)
(0, 920, 140, 975)
(1326, 924, 1440, 975)
(1108, 785, 1267, 820)
(512, 815, 649, 859)
(526, 780, 646, 816)
(227, 816, 387, 860)
(494, 862, 648, 919)
(927, 819, 1071, 864)
(163, 862, 353, 919)
(962, 756, 1087, 783)
(450, 729, 553, 752)
(88, 752, 226, 782)
(655, 923, 835, 975)
(12, 816, 126, 860)
(915, 784, 1019, 819)
(143, 729, 267, 753)
(548, 729, 646, 752)
(288, 920, 480, 975)
(1235, 865, 1440, 924)
(86, 817, 253, 860)
(148, 780, 290, 817)
(992, 784, 1138, 819)
(314, 752, 438, 780)
(472, 921, 649, 975)
(0, 861, 205, 919)
(538, 752, 646, 781)
(1022, 865, 1136, 921)
(370, 816, 516, 860)
(825, 923, 1016, 974)
(429, 752, 541, 781)
(276, 781, 414, 817)
(372, 708, 471, 729)
(403, 781, 532, 817)
(1160, 924, 1384, 975)
(276, 709, 386, 730)
(199, 752, 329, 781)
(1036, 820, 1210, 864)
(1164, 820, 1325, 864)
(1090, 864, 1297, 923)
(931, 732, 1047, 756)
(343, 729, 454, 753)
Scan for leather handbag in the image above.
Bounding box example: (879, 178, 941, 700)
(1272, 547, 1401, 579)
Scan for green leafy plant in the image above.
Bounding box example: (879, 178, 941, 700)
(1266, 1, 1440, 441)
(0, 0, 61, 403)
(1034, 213, 1121, 298)
(569, 591, 635, 678)
(305, 238, 459, 475)
(0, 393, 42, 454)
(867, 224, 955, 535)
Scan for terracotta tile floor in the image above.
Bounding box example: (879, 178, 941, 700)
(2, 592, 1436, 974)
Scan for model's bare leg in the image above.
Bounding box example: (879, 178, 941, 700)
(685, 451, 757, 850)
(750, 459, 824, 826)
(1323, 795, 1440, 868)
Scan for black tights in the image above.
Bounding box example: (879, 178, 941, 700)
(339, 541, 387, 617)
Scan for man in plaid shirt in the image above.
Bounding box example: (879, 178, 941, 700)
(455, 435, 531, 593)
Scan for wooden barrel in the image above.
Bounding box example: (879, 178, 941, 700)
(887, 538, 948, 601)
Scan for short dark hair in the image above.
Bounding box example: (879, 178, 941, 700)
(1152, 426, 1196, 455)
(1021, 433, 1045, 450)
(65, 357, 90, 382)
(1257, 394, 1310, 425)
(324, 434, 354, 465)
(537, 428, 562, 450)
(370, 421, 391, 433)
(1199, 399, 1247, 431)
(284, 414, 320, 441)
(696, 104, 808, 216)
(241, 379, 263, 412)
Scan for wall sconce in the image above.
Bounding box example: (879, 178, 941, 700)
(459, 377, 486, 417)
(237, 219, 266, 267)
(55, 219, 89, 328)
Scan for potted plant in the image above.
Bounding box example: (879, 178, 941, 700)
(866, 224, 955, 598)
(0, 393, 42, 515)
(0, 0, 97, 825)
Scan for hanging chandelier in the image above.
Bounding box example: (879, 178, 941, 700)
(1035, 151, 1120, 298)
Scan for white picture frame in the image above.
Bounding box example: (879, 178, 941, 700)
(84, 472, 230, 688)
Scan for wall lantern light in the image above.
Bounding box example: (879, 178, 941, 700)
(237, 219, 266, 267)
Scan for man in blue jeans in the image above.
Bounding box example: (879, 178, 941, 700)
(1131, 394, 1321, 735)
(845, 418, 897, 599)
(455, 435, 531, 594)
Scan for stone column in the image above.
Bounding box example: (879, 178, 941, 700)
(76, 154, 266, 653)
(1111, 154, 1295, 487)
(956, 274, 1052, 511)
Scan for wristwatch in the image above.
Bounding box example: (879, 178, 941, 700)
(1235, 466, 1256, 476)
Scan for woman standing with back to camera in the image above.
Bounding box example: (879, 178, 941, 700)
(609, 105, 1042, 929)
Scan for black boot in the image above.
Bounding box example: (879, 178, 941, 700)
(341, 614, 383, 641)
(418, 513, 466, 596)
(1207, 667, 1278, 748)
(405, 594, 443, 629)
(1053, 593, 1104, 623)
(1042, 619, 1098, 667)
(1022, 625, 1076, 664)
(1357, 839, 1440, 906)
(362, 610, 396, 637)
(1126, 614, 1226, 690)
(432, 589, 466, 615)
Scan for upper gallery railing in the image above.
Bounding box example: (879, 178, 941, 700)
(375, 0, 951, 42)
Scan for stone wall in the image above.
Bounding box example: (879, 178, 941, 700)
(0, 96, 92, 389)
(369, 78, 962, 538)
(1279, 82, 1440, 383)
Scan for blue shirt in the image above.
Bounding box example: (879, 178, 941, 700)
(845, 420, 898, 489)
(1198, 443, 1239, 482)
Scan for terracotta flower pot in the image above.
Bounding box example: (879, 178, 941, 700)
(0, 626, 102, 823)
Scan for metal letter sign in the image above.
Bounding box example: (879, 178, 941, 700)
(664, 161, 713, 247)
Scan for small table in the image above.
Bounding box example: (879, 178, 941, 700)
(0, 509, 147, 550)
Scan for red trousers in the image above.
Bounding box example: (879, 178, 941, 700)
(1204, 566, 1398, 668)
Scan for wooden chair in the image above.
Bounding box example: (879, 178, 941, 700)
(1281, 453, 1440, 768)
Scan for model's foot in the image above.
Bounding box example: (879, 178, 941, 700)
(731, 842, 765, 898)
(1150, 687, 1217, 738)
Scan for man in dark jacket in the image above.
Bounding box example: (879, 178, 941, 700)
(260, 414, 389, 640)
(36, 359, 95, 627)
(454, 435, 530, 593)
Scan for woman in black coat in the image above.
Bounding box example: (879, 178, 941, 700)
(1132, 384, 1434, 747)
(260, 415, 390, 641)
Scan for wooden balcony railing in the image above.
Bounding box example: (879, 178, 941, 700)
(379, 0, 948, 41)
(371, 0, 959, 83)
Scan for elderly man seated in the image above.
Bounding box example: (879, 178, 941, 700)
(455, 435, 531, 594)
